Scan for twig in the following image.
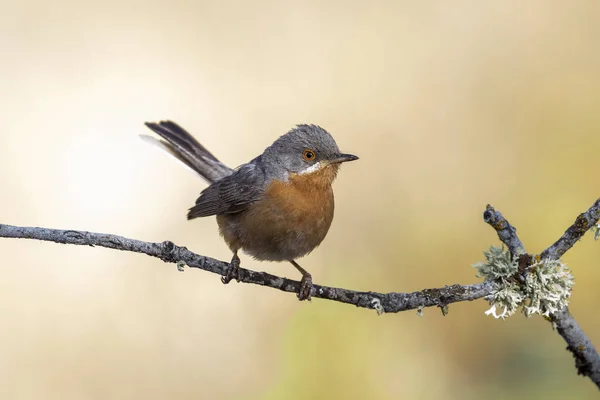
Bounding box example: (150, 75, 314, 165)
(483, 204, 525, 255)
(541, 198, 600, 260)
(0, 224, 492, 313)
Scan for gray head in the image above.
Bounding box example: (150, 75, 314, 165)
(261, 124, 358, 179)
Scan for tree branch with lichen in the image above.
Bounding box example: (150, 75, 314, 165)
(482, 200, 600, 388)
(0, 197, 598, 388)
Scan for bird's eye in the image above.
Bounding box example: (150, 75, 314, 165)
(302, 149, 316, 161)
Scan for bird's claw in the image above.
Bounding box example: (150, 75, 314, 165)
(221, 255, 241, 284)
(297, 275, 313, 301)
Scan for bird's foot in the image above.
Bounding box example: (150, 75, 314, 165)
(298, 274, 313, 301)
(221, 254, 241, 284)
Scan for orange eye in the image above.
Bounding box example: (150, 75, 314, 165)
(302, 149, 316, 161)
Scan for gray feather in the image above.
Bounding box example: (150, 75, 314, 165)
(144, 120, 233, 183)
(187, 161, 267, 219)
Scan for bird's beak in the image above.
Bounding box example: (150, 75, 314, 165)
(328, 153, 359, 164)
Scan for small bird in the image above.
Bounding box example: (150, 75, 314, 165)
(143, 120, 358, 300)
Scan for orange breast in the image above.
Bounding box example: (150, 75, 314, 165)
(217, 164, 338, 261)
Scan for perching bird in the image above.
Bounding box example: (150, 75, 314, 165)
(143, 120, 358, 300)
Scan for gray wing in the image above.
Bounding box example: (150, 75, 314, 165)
(187, 161, 267, 219)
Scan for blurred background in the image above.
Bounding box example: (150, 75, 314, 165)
(1, 0, 599, 398)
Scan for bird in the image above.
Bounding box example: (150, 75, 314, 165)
(142, 120, 358, 300)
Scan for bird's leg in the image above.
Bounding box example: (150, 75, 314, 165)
(221, 252, 241, 284)
(290, 260, 313, 301)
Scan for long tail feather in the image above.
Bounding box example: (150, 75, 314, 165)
(143, 120, 234, 183)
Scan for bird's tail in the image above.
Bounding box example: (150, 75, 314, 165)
(142, 120, 234, 183)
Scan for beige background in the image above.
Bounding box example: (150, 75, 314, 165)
(1, 0, 599, 398)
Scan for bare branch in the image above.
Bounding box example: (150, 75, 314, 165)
(541, 197, 600, 260)
(0, 223, 491, 313)
(551, 308, 600, 385)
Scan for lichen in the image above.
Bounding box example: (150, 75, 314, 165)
(592, 224, 600, 241)
(473, 246, 574, 319)
(522, 258, 574, 317)
(483, 284, 524, 319)
(371, 298, 384, 316)
(473, 245, 518, 280)
(440, 304, 449, 316)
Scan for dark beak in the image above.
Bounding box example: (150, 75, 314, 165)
(329, 153, 359, 164)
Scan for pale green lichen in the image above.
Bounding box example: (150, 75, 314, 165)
(473, 246, 573, 319)
(371, 298, 384, 316)
(176, 260, 186, 272)
(522, 258, 574, 317)
(440, 304, 449, 316)
(483, 283, 524, 319)
(416, 305, 424, 317)
(473, 245, 518, 280)
(592, 224, 600, 241)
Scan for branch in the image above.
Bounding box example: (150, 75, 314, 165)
(1, 198, 599, 388)
(483, 204, 525, 255)
(551, 308, 600, 386)
(541, 197, 600, 260)
(0, 224, 492, 314)
(484, 199, 600, 389)
(541, 198, 600, 385)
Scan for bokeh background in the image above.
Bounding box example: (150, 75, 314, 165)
(1, 1, 599, 398)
